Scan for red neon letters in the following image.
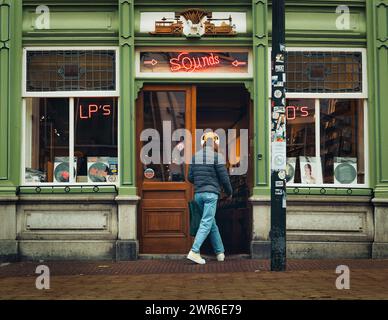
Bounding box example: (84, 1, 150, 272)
(79, 104, 111, 119)
(170, 52, 220, 73)
(286, 106, 309, 120)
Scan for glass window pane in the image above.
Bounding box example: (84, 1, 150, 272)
(286, 99, 316, 184)
(286, 51, 362, 93)
(26, 50, 116, 92)
(320, 99, 365, 185)
(25, 98, 70, 183)
(142, 91, 186, 182)
(74, 97, 118, 183)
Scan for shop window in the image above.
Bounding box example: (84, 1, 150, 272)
(286, 51, 363, 93)
(286, 99, 365, 186)
(74, 98, 118, 183)
(280, 49, 367, 187)
(24, 97, 118, 184)
(23, 48, 119, 185)
(285, 99, 316, 184)
(26, 50, 116, 92)
(320, 99, 364, 185)
(24, 98, 70, 183)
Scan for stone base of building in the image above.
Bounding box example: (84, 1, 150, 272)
(251, 240, 372, 259)
(0, 240, 139, 262)
(18, 240, 116, 261)
(0, 194, 387, 261)
(251, 240, 271, 259)
(0, 240, 18, 262)
(286, 241, 372, 259)
(116, 240, 138, 261)
(372, 242, 388, 259)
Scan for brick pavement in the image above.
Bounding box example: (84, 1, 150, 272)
(0, 259, 388, 300)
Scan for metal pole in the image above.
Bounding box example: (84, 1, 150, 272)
(270, 0, 287, 271)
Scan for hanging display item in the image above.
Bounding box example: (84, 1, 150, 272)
(149, 9, 237, 37)
(334, 157, 358, 184)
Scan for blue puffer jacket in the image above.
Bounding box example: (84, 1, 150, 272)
(188, 147, 233, 196)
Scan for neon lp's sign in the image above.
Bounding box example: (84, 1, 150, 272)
(79, 104, 112, 119)
(286, 106, 309, 120)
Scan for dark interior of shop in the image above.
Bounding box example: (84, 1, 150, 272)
(196, 85, 252, 255)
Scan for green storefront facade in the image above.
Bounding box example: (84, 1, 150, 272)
(0, 0, 388, 261)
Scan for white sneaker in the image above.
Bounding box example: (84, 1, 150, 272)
(216, 253, 225, 262)
(187, 250, 206, 265)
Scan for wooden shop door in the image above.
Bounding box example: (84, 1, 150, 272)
(136, 85, 196, 253)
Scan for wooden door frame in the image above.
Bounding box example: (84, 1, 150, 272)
(136, 85, 196, 253)
(135, 83, 254, 254)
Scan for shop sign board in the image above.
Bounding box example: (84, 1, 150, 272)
(137, 50, 252, 78)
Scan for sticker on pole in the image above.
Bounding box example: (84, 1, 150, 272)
(272, 142, 286, 171)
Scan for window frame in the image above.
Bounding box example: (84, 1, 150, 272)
(21, 47, 120, 187)
(22, 46, 120, 97)
(268, 47, 369, 188)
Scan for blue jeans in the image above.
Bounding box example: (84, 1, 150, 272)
(191, 192, 225, 254)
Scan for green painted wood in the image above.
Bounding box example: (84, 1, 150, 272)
(9, 0, 23, 192)
(369, 0, 388, 198)
(0, 0, 22, 195)
(22, 3, 118, 45)
(0, 0, 10, 181)
(287, 187, 373, 196)
(252, 0, 270, 197)
(119, 0, 137, 196)
(0, 0, 376, 199)
(268, 1, 367, 46)
(134, 0, 252, 6)
(366, 0, 377, 192)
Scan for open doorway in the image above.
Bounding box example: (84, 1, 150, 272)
(196, 84, 253, 255)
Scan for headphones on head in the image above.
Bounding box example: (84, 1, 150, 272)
(201, 132, 220, 146)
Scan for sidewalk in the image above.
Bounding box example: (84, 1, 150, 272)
(1, 258, 388, 300)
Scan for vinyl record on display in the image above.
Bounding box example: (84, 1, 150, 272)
(285, 162, 295, 183)
(54, 162, 70, 182)
(334, 162, 357, 184)
(88, 162, 109, 182)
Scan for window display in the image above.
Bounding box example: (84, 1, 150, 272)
(286, 98, 365, 186)
(283, 49, 366, 187)
(74, 97, 118, 183)
(286, 99, 316, 184)
(320, 99, 364, 184)
(24, 98, 69, 183)
(23, 49, 119, 186)
(24, 97, 118, 185)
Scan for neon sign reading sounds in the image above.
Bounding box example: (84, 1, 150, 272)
(169, 52, 220, 73)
